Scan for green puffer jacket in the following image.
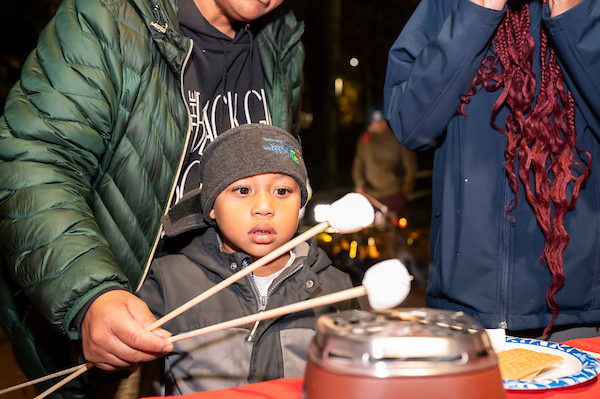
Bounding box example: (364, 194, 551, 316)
(0, 0, 303, 393)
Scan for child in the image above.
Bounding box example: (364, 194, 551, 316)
(138, 124, 356, 394)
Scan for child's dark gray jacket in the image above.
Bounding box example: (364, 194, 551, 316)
(138, 227, 355, 394)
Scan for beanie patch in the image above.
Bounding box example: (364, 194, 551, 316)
(263, 137, 301, 164)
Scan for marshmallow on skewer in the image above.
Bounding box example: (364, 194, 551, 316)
(326, 193, 375, 233)
(170, 258, 413, 343)
(362, 259, 412, 311)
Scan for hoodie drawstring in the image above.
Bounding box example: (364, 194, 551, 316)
(219, 39, 230, 130)
(218, 26, 256, 130)
(247, 28, 255, 118)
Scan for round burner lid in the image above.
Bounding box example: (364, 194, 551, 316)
(308, 308, 498, 377)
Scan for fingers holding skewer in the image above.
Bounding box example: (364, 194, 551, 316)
(81, 290, 174, 372)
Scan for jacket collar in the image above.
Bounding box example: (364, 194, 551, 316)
(180, 228, 330, 280)
(129, 0, 191, 74)
(254, 5, 304, 60)
(178, 228, 329, 342)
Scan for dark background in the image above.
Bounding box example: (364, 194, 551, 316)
(0, 0, 425, 195)
(289, 0, 422, 192)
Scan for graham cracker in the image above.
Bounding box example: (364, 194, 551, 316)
(498, 348, 563, 380)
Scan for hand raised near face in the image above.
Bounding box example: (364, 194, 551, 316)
(548, 0, 582, 17)
(470, 0, 581, 15)
(469, 0, 507, 11)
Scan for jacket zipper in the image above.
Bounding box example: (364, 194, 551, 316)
(499, 179, 511, 329)
(267, 263, 304, 296)
(245, 258, 264, 342)
(245, 261, 304, 342)
(150, 3, 168, 34)
(136, 36, 194, 292)
(246, 295, 267, 342)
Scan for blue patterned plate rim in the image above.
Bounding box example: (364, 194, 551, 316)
(503, 337, 600, 390)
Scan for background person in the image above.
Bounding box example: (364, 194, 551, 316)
(384, 0, 600, 341)
(352, 106, 417, 218)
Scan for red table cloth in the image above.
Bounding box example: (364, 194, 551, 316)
(149, 338, 600, 399)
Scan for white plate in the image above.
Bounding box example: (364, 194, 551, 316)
(503, 337, 600, 390)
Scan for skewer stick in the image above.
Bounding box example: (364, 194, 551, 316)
(169, 258, 413, 344)
(0, 364, 88, 396)
(360, 192, 388, 213)
(33, 364, 93, 399)
(147, 221, 330, 331)
(169, 286, 368, 343)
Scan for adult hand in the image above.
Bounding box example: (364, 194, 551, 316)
(81, 290, 174, 372)
(470, 0, 507, 10)
(548, 0, 582, 17)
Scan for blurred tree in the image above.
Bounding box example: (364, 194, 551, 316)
(340, 0, 421, 108)
(290, 0, 420, 191)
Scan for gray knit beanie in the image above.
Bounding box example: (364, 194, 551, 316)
(161, 124, 308, 236)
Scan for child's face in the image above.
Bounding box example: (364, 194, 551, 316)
(209, 173, 301, 260)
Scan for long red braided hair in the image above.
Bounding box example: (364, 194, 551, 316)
(459, 0, 592, 338)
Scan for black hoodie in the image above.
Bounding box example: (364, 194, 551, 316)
(177, 0, 270, 196)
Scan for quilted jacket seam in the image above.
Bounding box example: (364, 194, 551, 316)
(94, 183, 146, 255)
(124, 103, 178, 203)
(101, 165, 161, 249)
(19, 243, 107, 290)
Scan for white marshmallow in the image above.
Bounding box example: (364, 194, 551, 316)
(362, 259, 412, 311)
(326, 193, 375, 233)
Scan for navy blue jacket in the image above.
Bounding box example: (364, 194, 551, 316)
(384, 0, 600, 331)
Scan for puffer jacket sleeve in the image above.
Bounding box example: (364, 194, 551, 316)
(0, 0, 128, 338)
(383, 0, 505, 150)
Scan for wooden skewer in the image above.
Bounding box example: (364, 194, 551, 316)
(148, 222, 329, 331)
(23, 221, 331, 399)
(0, 364, 88, 396)
(147, 221, 330, 331)
(170, 286, 367, 343)
(360, 192, 388, 213)
(33, 364, 93, 399)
